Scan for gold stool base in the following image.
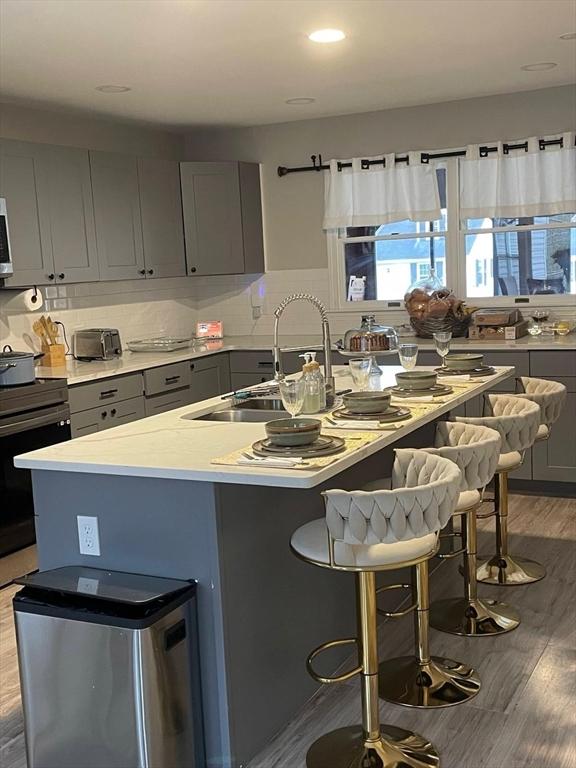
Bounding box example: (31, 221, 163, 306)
(378, 656, 481, 708)
(429, 597, 521, 636)
(306, 724, 440, 768)
(476, 554, 546, 585)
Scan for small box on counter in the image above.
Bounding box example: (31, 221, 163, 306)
(472, 308, 522, 327)
(468, 319, 529, 341)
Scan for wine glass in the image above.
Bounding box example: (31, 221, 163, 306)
(349, 358, 371, 390)
(279, 378, 305, 418)
(398, 343, 418, 371)
(433, 331, 452, 367)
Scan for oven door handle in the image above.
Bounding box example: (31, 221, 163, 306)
(0, 405, 71, 439)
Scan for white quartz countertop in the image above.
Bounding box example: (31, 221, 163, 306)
(16, 365, 514, 489)
(34, 333, 576, 386)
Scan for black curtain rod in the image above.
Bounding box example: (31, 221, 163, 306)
(277, 137, 566, 177)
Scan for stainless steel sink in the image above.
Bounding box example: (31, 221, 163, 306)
(231, 398, 286, 411)
(196, 409, 288, 423)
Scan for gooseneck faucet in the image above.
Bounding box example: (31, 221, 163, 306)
(273, 294, 335, 404)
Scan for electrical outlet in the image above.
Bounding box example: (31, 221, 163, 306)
(77, 515, 101, 556)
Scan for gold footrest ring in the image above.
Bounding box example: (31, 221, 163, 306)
(476, 554, 546, 585)
(430, 596, 521, 636)
(306, 638, 361, 684)
(306, 724, 439, 768)
(376, 583, 417, 618)
(379, 655, 481, 708)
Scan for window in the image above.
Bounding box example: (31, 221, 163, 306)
(463, 213, 576, 297)
(329, 160, 575, 309)
(338, 169, 447, 304)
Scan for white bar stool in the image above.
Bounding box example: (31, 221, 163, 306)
(514, 376, 567, 442)
(425, 421, 521, 636)
(290, 449, 462, 768)
(455, 394, 541, 586)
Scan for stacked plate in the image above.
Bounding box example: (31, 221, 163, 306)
(333, 391, 412, 422)
(252, 435, 346, 458)
(388, 370, 453, 397)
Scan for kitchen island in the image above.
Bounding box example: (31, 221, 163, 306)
(16, 365, 514, 768)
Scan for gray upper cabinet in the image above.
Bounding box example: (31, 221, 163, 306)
(0, 140, 54, 287)
(138, 157, 186, 278)
(1, 141, 99, 286)
(45, 146, 99, 284)
(180, 161, 264, 276)
(90, 151, 145, 281)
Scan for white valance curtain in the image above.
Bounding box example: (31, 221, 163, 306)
(323, 152, 442, 230)
(459, 133, 576, 219)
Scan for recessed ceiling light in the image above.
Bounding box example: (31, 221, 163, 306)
(559, 32, 576, 40)
(308, 28, 345, 43)
(520, 62, 557, 71)
(285, 97, 316, 105)
(95, 85, 132, 93)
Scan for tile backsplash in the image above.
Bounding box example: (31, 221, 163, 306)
(2, 268, 575, 352)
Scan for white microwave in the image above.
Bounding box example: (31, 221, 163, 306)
(0, 198, 13, 277)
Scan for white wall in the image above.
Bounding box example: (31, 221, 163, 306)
(185, 85, 576, 272)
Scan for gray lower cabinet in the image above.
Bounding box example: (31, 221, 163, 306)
(71, 396, 145, 437)
(143, 361, 191, 396)
(90, 151, 146, 281)
(180, 161, 264, 276)
(0, 140, 53, 286)
(69, 373, 145, 438)
(188, 355, 231, 402)
(137, 157, 186, 278)
(144, 388, 190, 417)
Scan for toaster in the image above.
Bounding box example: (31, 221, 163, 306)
(74, 329, 123, 361)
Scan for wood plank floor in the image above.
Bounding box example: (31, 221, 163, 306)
(0, 494, 574, 768)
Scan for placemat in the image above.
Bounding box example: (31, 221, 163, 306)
(211, 432, 381, 470)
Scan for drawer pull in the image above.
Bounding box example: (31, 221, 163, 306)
(111, 408, 117, 416)
(165, 375, 181, 384)
(101, 411, 107, 419)
(257, 361, 273, 368)
(99, 389, 118, 399)
(190, 363, 195, 371)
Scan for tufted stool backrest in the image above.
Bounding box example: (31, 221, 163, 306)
(454, 394, 540, 454)
(323, 449, 461, 547)
(514, 376, 567, 428)
(426, 422, 501, 492)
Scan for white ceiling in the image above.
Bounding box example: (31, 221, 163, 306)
(0, 0, 575, 129)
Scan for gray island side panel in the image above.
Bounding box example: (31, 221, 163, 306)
(31, 471, 232, 768)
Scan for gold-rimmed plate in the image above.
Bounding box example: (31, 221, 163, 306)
(384, 384, 454, 398)
(252, 435, 346, 458)
(332, 406, 412, 423)
(435, 366, 496, 377)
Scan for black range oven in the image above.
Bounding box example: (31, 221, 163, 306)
(0, 378, 70, 557)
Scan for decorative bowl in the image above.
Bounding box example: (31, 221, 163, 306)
(265, 418, 322, 447)
(343, 391, 391, 414)
(395, 371, 438, 390)
(444, 353, 484, 370)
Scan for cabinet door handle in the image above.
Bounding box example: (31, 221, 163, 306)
(47, 273, 55, 281)
(139, 269, 146, 276)
(190, 267, 197, 273)
(190, 363, 195, 371)
(165, 375, 180, 384)
(110, 408, 117, 416)
(101, 411, 107, 419)
(99, 389, 118, 399)
(147, 269, 154, 276)
(58, 273, 65, 280)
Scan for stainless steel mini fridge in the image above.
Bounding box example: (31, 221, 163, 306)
(13, 566, 204, 768)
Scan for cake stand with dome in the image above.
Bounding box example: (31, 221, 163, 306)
(337, 315, 399, 375)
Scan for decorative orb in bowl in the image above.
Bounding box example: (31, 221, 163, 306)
(265, 418, 322, 447)
(444, 353, 484, 370)
(395, 371, 438, 390)
(343, 391, 391, 414)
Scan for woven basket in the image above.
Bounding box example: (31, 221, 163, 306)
(409, 312, 472, 339)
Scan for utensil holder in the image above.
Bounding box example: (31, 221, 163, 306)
(41, 343, 66, 368)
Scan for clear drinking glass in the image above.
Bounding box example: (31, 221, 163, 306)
(349, 358, 371, 390)
(279, 378, 305, 418)
(433, 331, 452, 366)
(398, 343, 418, 371)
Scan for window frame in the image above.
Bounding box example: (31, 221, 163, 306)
(328, 157, 576, 311)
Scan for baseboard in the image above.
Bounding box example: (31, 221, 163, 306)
(508, 479, 576, 498)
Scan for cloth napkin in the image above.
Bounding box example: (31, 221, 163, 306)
(437, 374, 473, 382)
(236, 456, 305, 468)
(392, 395, 437, 403)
